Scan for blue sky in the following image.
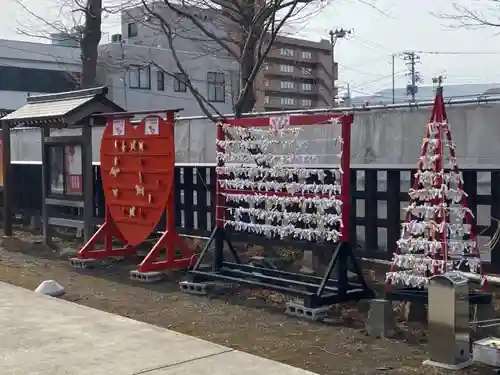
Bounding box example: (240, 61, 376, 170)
(3, 0, 500, 97)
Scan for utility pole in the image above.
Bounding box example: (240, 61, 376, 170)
(402, 51, 422, 102)
(329, 28, 351, 107)
(392, 53, 395, 104)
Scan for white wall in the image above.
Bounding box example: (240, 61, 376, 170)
(100, 42, 238, 115)
(10, 102, 500, 259)
(0, 91, 46, 110)
(0, 39, 81, 110)
(0, 39, 80, 71)
(10, 101, 500, 167)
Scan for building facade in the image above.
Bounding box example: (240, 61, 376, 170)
(98, 42, 238, 115)
(0, 39, 80, 111)
(255, 36, 336, 111)
(120, 2, 337, 113)
(0, 3, 337, 116)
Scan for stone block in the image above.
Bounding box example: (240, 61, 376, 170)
(365, 299, 396, 338)
(34, 280, 65, 297)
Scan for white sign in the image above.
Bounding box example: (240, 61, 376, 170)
(145, 117, 160, 135)
(112, 119, 125, 135)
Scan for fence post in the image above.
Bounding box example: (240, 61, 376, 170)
(386, 170, 401, 255)
(364, 169, 378, 253)
(490, 171, 500, 272)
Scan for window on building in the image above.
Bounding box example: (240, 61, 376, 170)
(264, 96, 270, 104)
(280, 97, 295, 105)
(301, 99, 312, 107)
(173, 72, 187, 92)
(280, 65, 294, 73)
(263, 79, 269, 87)
(262, 62, 269, 70)
(301, 67, 312, 76)
(207, 71, 225, 102)
(280, 81, 295, 89)
(301, 83, 312, 91)
(129, 65, 151, 89)
(127, 22, 138, 38)
(280, 48, 294, 57)
(157, 70, 165, 91)
(301, 51, 312, 59)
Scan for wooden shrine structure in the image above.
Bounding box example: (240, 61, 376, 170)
(1, 87, 124, 243)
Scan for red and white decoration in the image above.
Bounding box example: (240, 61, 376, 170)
(215, 114, 352, 243)
(386, 88, 486, 289)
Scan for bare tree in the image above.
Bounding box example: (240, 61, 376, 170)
(139, 0, 330, 118)
(435, 1, 500, 28)
(79, 0, 103, 87)
(15, 0, 109, 88)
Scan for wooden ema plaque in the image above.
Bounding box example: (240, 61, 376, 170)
(100, 116, 174, 245)
(75, 112, 195, 274)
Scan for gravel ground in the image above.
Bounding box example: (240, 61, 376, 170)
(0, 229, 495, 375)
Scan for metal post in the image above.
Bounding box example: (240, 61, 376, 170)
(329, 30, 336, 107)
(392, 53, 395, 104)
(82, 117, 94, 243)
(40, 127, 51, 246)
(2, 121, 12, 236)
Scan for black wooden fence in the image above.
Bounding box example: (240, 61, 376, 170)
(10, 164, 500, 271)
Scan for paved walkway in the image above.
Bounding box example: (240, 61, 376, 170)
(0, 282, 316, 375)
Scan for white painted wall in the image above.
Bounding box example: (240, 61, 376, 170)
(0, 39, 80, 110)
(0, 39, 80, 70)
(100, 42, 238, 115)
(10, 103, 500, 260)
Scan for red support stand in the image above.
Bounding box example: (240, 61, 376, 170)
(137, 191, 196, 273)
(71, 109, 196, 278)
(71, 208, 137, 266)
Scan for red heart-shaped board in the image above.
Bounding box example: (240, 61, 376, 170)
(100, 116, 175, 246)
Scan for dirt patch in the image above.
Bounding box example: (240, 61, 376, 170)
(0, 229, 494, 374)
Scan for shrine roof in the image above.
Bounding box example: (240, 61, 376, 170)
(1, 86, 124, 127)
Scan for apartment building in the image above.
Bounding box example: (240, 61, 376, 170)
(121, 2, 337, 113)
(255, 36, 337, 111)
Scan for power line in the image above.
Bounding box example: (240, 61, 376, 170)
(416, 50, 500, 55)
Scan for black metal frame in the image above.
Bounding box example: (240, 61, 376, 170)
(188, 226, 375, 308)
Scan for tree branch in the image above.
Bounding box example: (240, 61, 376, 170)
(141, 0, 226, 121)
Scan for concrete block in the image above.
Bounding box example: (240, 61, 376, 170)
(69, 258, 96, 269)
(179, 281, 210, 295)
(365, 299, 396, 338)
(285, 300, 330, 321)
(129, 271, 164, 283)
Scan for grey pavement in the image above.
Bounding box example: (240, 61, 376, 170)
(0, 282, 317, 375)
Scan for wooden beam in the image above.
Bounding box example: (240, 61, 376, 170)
(44, 135, 84, 145)
(40, 127, 53, 247)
